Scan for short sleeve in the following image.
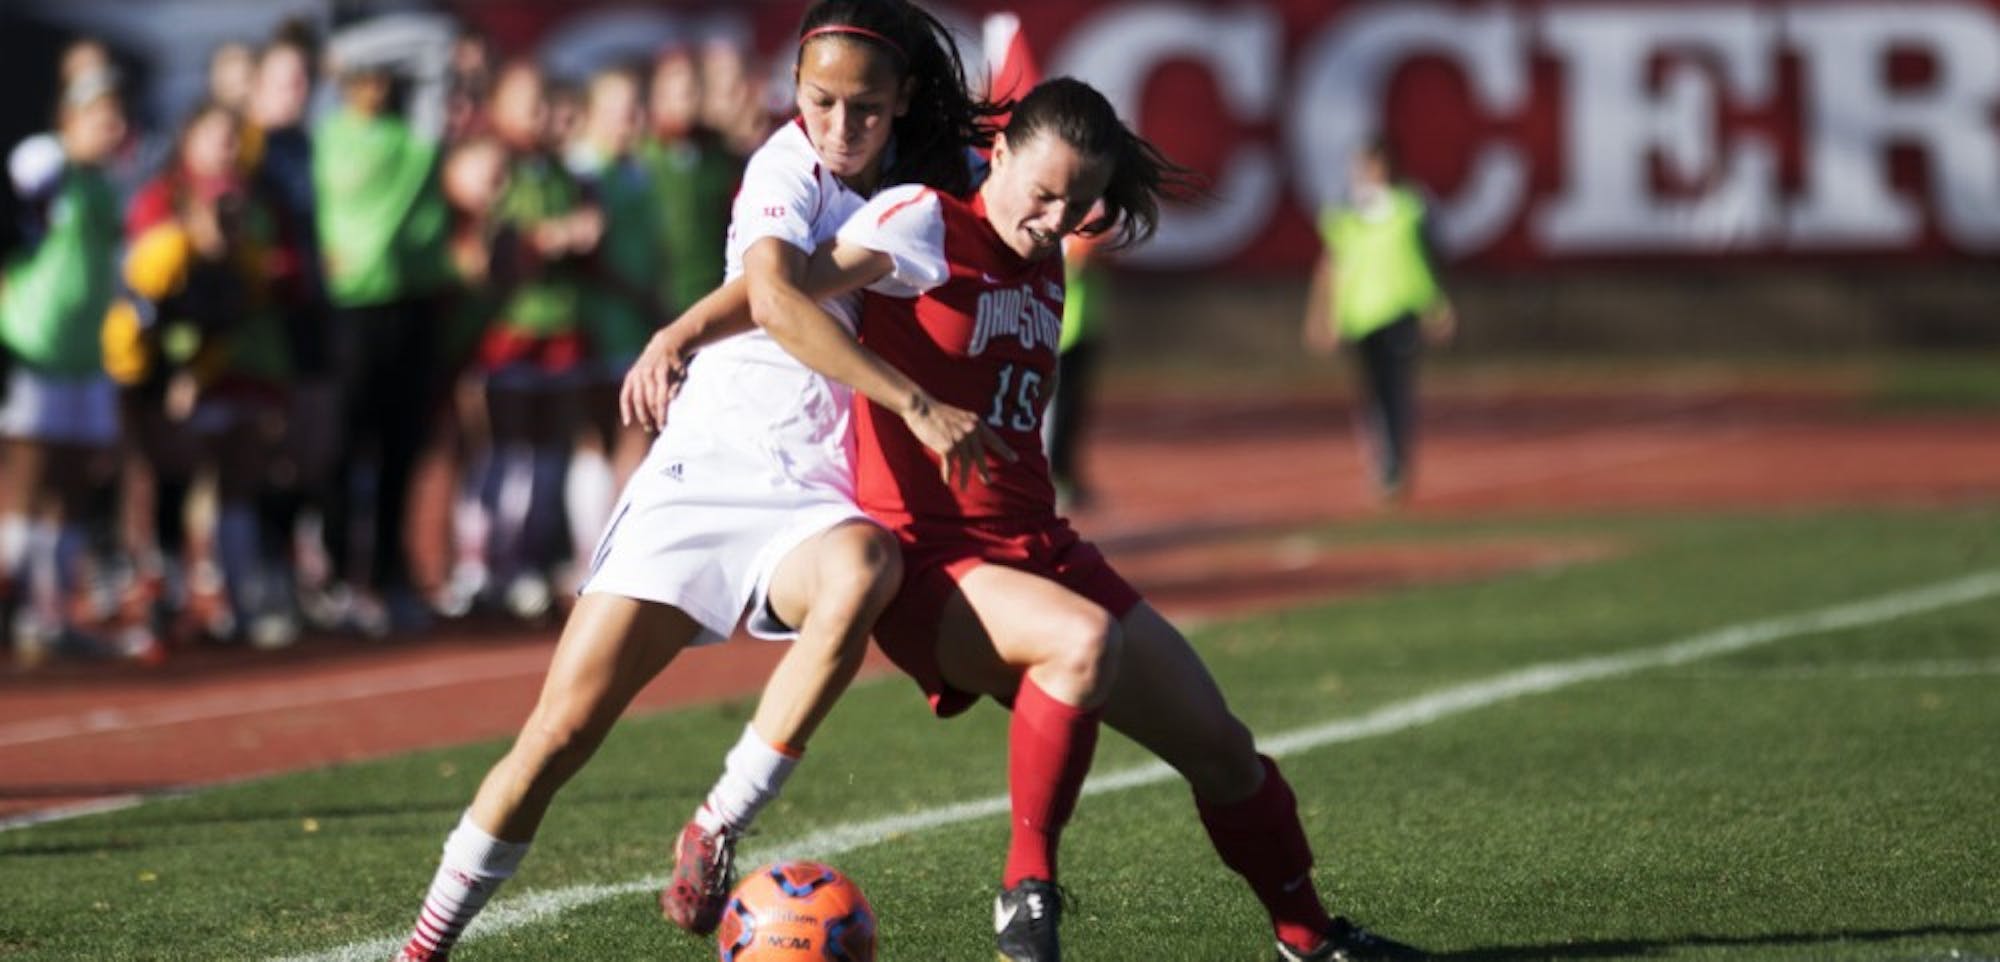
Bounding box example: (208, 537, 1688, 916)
(837, 184, 948, 298)
(729, 142, 820, 259)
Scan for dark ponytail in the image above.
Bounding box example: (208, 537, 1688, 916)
(797, 0, 1009, 195)
(1003, 77, 1202, 251)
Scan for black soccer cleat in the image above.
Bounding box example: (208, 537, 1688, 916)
(1274, 916, 1428, 961)
(993, 878, 1064, 962)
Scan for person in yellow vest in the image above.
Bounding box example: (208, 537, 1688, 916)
(1302, 140, 1457, 502)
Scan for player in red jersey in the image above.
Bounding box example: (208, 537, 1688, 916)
(633, 78, 1423, 962)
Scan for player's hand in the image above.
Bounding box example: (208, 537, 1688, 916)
(620, 327, 692, 433)
(901, 393, 1017, 489)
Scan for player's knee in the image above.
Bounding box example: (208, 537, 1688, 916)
(826, 524, 903, 605)
(1044, 606, 1122, 699)
(516, 705, 608, 778)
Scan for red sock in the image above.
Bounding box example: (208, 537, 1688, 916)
(1197, 755, 1331, 950)
(1002, 676, 1101, 888)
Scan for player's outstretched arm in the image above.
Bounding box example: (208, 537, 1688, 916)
(621, 242, 930, 431)
(745, 237, 1014, 488)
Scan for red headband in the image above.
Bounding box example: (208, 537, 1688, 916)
(800, 25, 906, 61)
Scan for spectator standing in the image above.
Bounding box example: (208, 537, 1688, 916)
(476, 60, 598, 621)
(563, 66, 661, 557)
(205, 41, 255, 115)
(638, 47, 738, 318)
(106, 103, 297, 650)
(0, 71, 127, 662)
(246, 29, 333, 638)
(312, 62, 453, 636)
(426, 135, 511, 619)
(1301, 140, 1457, 503)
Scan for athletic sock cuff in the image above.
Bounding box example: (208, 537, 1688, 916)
(442, 811, 532, 879)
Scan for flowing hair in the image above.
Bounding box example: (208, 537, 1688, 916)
(1002, 77, 1203, 251)
(796, 0, 1009, 195)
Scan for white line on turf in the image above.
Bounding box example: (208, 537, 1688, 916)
(1683, 657, 2000, 681)
(265, 567, 2000, 962)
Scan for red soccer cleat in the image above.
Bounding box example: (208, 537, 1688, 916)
(659, 818, 737, 936)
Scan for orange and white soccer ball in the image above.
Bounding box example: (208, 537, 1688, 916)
(716, 860, 876, 962)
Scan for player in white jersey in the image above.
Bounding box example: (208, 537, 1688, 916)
(390, 4, 1012, 959)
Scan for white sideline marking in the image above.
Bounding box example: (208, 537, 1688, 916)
(1687, 657, 2000, 681)
(254, 567, 1998, 962)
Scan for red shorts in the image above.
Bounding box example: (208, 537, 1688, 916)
(874, 516, 1142, 717)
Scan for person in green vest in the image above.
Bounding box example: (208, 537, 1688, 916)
(0, 70, 126, 662)
(637, 46, 740, 318)
(1301, 139, 1457, 503)
(312, 60, 453, 636)
(1044, 227, 1107, 511)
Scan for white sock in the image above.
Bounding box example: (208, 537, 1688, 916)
(695, 725, 802, 835)
(402, 812, 531, 959)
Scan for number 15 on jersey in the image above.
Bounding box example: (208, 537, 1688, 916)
(987, 363, 1043, 432)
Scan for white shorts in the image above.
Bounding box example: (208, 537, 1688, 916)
(577, 353, 871, 645)
(0, 368, 117, 445)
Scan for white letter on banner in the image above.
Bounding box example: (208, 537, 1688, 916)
(1536, 4, 1780, 252)
(1048, 3, 1282, 268)
(1289, 3, 1529, 257)
(1787, 3, 2000, 250)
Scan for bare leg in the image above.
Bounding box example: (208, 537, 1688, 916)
(933, 563, 1123, 709)
(468, 592, 702, 840)
(750, 519, 901, 748)
(662, 520, 901, 935)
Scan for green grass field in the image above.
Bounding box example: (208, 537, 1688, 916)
(4, 505, 1996, 961)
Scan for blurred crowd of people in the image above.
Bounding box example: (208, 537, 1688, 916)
(0, 17, 775, 666)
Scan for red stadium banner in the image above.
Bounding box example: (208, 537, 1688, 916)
(449, 0, 2000, 273)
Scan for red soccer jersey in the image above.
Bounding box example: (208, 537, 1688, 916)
(837, 184, 1064, 526)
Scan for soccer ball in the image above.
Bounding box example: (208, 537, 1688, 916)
(715, 860, 876, 962)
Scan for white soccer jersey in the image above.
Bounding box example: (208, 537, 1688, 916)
(579, 120, 879, 643)
(836, 183, 951, 299)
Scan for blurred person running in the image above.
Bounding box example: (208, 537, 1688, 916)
(389, 3, 1008, 959)
(1301, 140, 1457, 504)
(312, 61, 454, 636)
(635, 77, 1426, 962)
(0, 71, 127, 662)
